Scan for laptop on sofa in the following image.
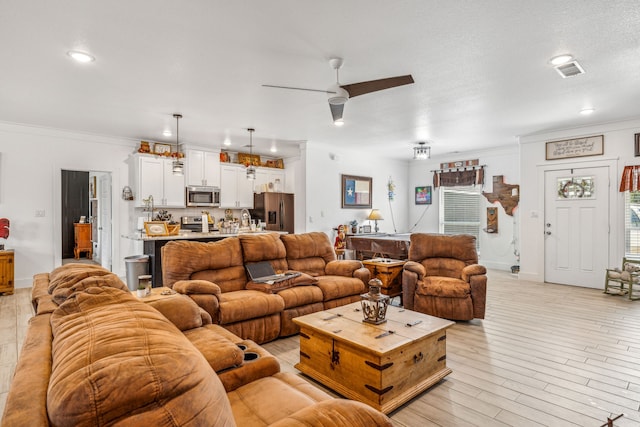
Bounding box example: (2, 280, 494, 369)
(245, 261, 301, 284)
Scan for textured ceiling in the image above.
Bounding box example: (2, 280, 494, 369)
(1, 1, 639, 160)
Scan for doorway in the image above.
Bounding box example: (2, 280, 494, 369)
(544, 166, 609, 288)
(61, 170, 112, 270)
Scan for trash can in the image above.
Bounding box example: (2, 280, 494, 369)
(124, 255, 149, 291)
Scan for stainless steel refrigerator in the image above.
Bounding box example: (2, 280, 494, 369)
(251, 192, 294, 234)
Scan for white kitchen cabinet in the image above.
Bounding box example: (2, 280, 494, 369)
(220, 164, 254, 208)
(254, 167, 286, 193)
(132, 155, 185, 208)
(187, 149, 220, 187)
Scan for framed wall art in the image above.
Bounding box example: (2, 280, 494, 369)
(415, 186, 432, 205)
(144, 221, 169, 236)
(341, 174, 372, 208)
(635, 133, 640, 157)
(545, 135, 604, 160)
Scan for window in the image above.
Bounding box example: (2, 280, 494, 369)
(625, 191, 640, 257)
(439, 187, 481, 250)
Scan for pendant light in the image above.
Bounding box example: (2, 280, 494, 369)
(246, 128, 256, 180)
(172, 113, 184, 175)
(413, 141, 430, 160)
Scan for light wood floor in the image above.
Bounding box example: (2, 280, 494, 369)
(2, 270, 640, 426)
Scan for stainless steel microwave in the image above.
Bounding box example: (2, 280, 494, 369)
(186, 186, 220, 207)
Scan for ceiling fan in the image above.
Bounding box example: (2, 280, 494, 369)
(263, 58, 414, 125)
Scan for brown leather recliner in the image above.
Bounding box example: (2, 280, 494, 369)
(402, 233, 486, 321)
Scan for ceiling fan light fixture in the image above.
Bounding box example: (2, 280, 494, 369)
(334, 118, 345, 127)
(413, 142, 431, 160)
(172, 113, 184, 176)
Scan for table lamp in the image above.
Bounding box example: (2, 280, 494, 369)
(367, 209, 383, 233)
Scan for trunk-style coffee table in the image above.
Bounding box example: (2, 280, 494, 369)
(293, 302, 454, 414)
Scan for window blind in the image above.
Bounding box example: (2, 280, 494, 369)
(440, 187, 481, 249)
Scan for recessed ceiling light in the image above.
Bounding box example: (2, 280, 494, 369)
(550, 54, 573, 66)
(223, 137, 231, 146)
(580, 108, 595, 115)
(270, 142, 277, 153)
(67, 50, 95, 63)
(163, 130, 172, 137)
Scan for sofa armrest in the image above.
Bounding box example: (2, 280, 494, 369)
(172, 280, 222, 323)
(1, 314, 52, 427)
(353, 267, 371, 285)
(173, 279, 222, 296)
(269, 399, 392, 427)
(469, 274, 487, 319)
(461, 264, 487, 282)
(403, 261, 425, 278)
(325, 260, 364, 276)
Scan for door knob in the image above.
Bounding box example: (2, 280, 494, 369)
(545, 231, 551, 235)
(546, 223, 551, 227)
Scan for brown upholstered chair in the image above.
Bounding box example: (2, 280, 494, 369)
(402, 233, 486, 320)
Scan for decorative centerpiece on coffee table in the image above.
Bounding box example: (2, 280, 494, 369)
(361, 278, 390, 324)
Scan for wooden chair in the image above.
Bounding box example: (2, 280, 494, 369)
(604, 257, 640, 300)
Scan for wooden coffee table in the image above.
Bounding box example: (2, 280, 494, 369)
(293, 302, 454, 414)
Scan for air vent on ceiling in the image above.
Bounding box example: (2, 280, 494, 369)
(554, 60, 585, 78)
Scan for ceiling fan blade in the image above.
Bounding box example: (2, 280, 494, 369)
(330, 103, 344, 122)
(262, 84, 336, 94)
(341, 75, 414, 98)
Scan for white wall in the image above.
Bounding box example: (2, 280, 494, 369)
(408, 145, 520, 270)
(519, 117, 640, 283)
(0, 122, 136, 287)
(303, 142, 410, 239)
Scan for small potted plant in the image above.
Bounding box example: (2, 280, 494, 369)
(350, 220, 358, 234)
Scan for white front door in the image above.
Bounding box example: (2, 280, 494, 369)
(544, 166, 609, 288)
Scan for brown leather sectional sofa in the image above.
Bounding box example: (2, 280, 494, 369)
(161, 231, 370, 343)
(2, 263, 391, 427)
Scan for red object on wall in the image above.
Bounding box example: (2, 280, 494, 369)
(0, 218, 10, 239)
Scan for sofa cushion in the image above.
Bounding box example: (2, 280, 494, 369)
(47, 263, 113, 294)
(409, 233, 478, 265)
(315, 275, 366, 301)
(418, 277, 471, 298)
(239, 233, 289, 272)
(227, 372, 332, 425)
(51, 272, 128, 305)
(218, 290, 285, 324)
(162, 238, 246, 291)
(48, 286, 235, 427)
(276, 285, 324, 308)
(281, 232, 336, 276)
(421, 258, 467, 280)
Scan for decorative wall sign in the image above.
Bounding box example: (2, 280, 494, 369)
(545, 135, 604, 160)
(481, 175, 520, 216)
(341, 174, 372, 208)
(486, 207, 498, 233)
(439, 159, 479, 169)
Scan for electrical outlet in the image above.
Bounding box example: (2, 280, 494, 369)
(35, 209, 46, 217)
(309, 216, 313, 223)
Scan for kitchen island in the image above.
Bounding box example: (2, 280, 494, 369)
(126, 231, 279, 286)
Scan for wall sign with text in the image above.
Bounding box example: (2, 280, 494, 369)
(545, 135, 604, 160)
